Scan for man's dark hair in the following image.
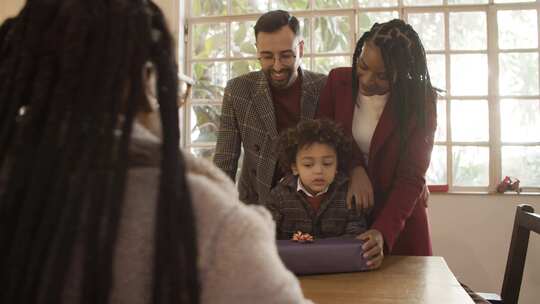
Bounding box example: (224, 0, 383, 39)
(254, 10, 300, 39)
(0, 1, 199, 303)
(276, 119, 352, 175)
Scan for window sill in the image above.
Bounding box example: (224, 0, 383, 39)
(430, 191, 540, 196)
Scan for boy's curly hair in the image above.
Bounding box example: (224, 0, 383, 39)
(277, 119, 352, 174)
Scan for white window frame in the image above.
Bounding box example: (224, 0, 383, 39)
(181, 0, 540, 193)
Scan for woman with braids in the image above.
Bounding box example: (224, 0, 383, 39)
(0, 1, 311, 303)
(317, 19, 437, 260)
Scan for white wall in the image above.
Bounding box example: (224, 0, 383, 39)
(153, 0, 180, 44)
(0, 0, 24, 22)
(0, 0, 178, 35)
(430, 194, 540, 304)
(0, 0, 184, 72)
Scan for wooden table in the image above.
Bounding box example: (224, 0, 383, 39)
(299, 256, 474, 304)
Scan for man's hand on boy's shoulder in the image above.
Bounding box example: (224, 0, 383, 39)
(357, 229, 384, 270)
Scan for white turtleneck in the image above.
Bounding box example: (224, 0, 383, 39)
(352, 92, 389, 165)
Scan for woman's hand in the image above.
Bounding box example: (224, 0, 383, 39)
(358, 229, 384, 270)
(347, 166, 374, 212)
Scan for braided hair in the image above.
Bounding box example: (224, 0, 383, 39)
(0, 1, 199, 303)
(352, 19, 436, 151)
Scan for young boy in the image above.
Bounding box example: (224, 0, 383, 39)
(266, 119, 368, 240)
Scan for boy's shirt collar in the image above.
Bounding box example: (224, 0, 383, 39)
(278, 172, 348, 191)
(296, 177, 329, 197)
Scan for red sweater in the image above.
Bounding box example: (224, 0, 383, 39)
(301, 192, 325, 213)
(270, 75, 302, 133)
(271, 75, 302, 183)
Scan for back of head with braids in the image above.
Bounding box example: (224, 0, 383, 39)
(352, 19, 436, 152)
(0, 1, 199, 304)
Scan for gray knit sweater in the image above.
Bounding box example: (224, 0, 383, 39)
(60, 124, 313, 304)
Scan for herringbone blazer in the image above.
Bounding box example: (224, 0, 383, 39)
(213, 68, 327, 205)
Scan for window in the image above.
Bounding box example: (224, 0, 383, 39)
(183, 0, 540, 192)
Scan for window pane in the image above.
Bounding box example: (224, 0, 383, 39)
(315, 0, 352, 9)
(231, 0, 268, 14)
(500, 99, 540, 143)
(427, 54, 446, 92)
(358, 11, 400, 37)
(452, 146, 489, 186)
(300, 17, 311, 54)
(408, 13, 444, 51)
(313, 16, 351, 53)
(403, 0, 442, 6)
(231, 21, 256, 57)
(191, 0, 226, 17)
(271, 0, 309, 10)
(192, 23, 227, 59)
(191, 105, 222, 143)
(450, 54, 488, 96)
(495, 0, 536, 3)
(313, 56, 349, 74)
(448, 0, 488, 3)
(357, 0, 397, 8)
(302, 58, 312, 71)
(451, 100, 489, 142)
(498, 10, 538, 49)
(449, 12, 486, 50)
(190, 147, 216, 162)
(499, 52, 539, 96)
(231, 60, 260, 78)
(502, 146, 540, 187)
(435, 99, 446, 142)
(427, 145, 447, 185)
(191, 62, 227, 100)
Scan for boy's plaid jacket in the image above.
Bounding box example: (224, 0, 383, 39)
(265, 173, 368, 240)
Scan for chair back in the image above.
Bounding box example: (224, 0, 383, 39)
(500, 204, 540, 304)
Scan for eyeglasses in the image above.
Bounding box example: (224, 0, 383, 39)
(257, 53, 297, 66)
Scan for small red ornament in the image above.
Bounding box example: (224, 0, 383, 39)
(497, 176, 521, 193)
(291, 231, 314, 243)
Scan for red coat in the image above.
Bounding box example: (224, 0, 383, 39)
(317, 67, 436, 256)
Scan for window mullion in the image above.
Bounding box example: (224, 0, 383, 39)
(184, 20, 193, 148)
(444, 8, 453, 191)
(309, 12, 313, 70)
(537, 8, 540, 106)
(349, 9, 356, 55)
(487, 4, 501, 193)
(226, 22, 231, 80)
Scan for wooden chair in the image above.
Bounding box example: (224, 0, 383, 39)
(480, 204, 540, 304)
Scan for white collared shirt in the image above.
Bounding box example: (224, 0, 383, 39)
(296, 177, 329, 198)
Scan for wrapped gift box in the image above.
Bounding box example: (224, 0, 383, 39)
(277, 237, 369, 275)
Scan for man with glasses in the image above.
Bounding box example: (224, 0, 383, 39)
(214, 10, 327, 205)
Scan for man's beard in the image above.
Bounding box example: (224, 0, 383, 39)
(264, 66, 295, 89)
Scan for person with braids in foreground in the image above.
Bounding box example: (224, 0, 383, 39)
(0, 1, 312, 303)
(318, 19, 437, 262)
